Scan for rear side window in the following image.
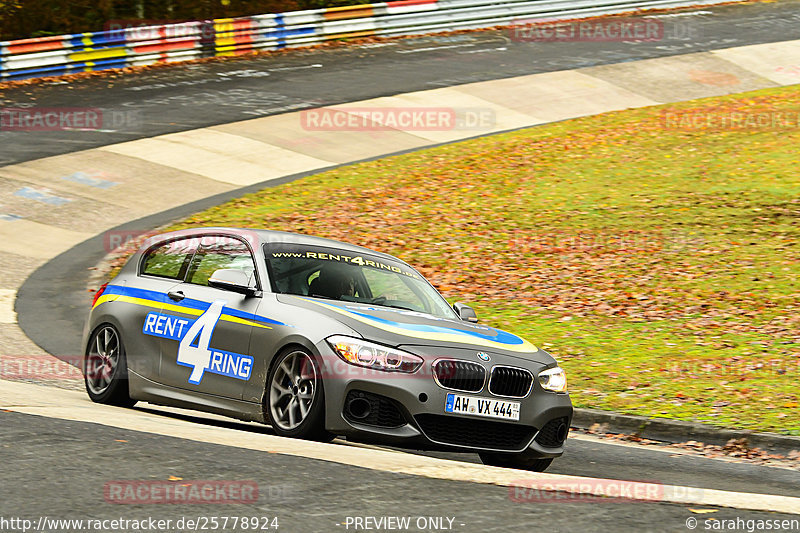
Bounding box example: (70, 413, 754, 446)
(140, 238, 196, 280)
(186, 236, 256, 287)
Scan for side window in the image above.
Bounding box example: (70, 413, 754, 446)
(186, 236, 256, 287)
(141, 238, 196, 280)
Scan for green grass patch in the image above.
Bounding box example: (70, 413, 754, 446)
(165, 84, 800, 433)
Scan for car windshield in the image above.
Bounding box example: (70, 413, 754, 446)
(264, 243, 458, 319)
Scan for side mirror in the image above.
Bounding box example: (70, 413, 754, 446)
(453, 302, 478, 323)
(208, 269, 259, 296)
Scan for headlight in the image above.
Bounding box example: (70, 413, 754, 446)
(539, 366, 567, 392)
(327, 335, 424, 373)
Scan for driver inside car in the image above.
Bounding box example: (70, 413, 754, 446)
(309, 264, 356, 300)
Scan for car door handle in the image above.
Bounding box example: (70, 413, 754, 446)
(167, 290, 185, 302)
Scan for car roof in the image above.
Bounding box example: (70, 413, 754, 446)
(152, 227, 406, 264)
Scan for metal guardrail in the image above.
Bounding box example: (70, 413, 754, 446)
(0, 0, 739, 81)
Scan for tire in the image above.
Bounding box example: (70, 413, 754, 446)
(265, 347, 333, 441)
(479, 451, 554, 472)
(83, 324, 137, 408)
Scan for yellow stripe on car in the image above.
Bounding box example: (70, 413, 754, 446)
(93, 294, 272, 330)
(303, 298, 538, 353)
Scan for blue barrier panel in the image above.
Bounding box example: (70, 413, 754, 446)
(68, 30, 133, 49)
(79, 56, 130, 71)
(275, 14, 287, 48)
(2, 57, 126, 81)
(263, 17, 316, 49)
(4, 63, 71, 80)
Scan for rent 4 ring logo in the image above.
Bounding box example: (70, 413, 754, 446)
(142, 300, 253, 383)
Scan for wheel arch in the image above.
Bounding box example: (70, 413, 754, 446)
(260, 337, 320, 405)
(84, 311, 127, 355)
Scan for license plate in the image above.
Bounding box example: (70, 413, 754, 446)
(444, 393, 520, 421)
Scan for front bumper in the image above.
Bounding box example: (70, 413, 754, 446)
(316, 341, 573, 456)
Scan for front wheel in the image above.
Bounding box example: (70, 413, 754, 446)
(84, 324, 137, 407)
(265, 348, 333, 441)
(479, 451, 554, 472)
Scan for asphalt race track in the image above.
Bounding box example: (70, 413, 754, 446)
(2, 1, 800, 531)
(1, 0, 800, 165)
(2, 409, 800, 532)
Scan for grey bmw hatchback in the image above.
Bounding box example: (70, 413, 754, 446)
(84, 227, 572, 471)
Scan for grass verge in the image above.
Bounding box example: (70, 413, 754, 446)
(155, 85, 800, 433)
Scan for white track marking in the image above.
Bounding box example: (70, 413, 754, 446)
(267, 63, 323, 72)
(0, 289, 16, 324)
(396, 43, 478, 54)
(649, 10, 712, 17)
(458, 47, 508, 54)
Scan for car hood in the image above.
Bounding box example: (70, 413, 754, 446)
(278, 295, 552, 363)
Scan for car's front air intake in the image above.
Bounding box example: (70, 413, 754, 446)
(432, 360, 486, 393)
(488, 366, 533, 398)
(415, 414, 536, 451)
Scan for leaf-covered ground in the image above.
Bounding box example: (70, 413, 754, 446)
(167, 85, 800, 433)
